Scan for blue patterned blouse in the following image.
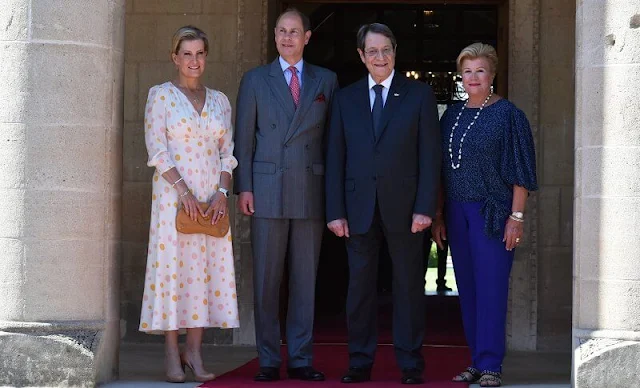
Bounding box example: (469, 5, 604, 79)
(440, 98, 538, 238)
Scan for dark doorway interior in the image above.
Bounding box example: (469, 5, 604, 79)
(277, 1, 502, 342)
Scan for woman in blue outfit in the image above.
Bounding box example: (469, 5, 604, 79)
(432, 43, 538, 387)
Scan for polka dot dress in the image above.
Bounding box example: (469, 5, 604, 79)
(139, 82, 239, 333)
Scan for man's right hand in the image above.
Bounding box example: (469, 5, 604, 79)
(237, 192, 255, 216)
(327, 218, 350, 238)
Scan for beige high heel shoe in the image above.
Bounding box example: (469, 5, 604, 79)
(181, 353, 216, 382)
(165, 358, 186, 383)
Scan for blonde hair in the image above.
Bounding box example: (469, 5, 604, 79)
(171, 25, 209, 55)
(456, 43, 498, 74)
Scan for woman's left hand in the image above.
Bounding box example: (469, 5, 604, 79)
(503, 217, 524, 251)
(205, 191, 228, 225)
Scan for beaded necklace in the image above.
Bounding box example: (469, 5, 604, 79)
(448, 92, 493, 169)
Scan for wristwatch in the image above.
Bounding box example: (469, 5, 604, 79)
(218, 187, 229, 198)
(511, 211, 524, 219)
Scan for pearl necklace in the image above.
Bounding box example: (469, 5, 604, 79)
(448, 92, 493, 169)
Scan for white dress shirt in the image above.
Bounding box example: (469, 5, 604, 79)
(368, 69, 395, 110)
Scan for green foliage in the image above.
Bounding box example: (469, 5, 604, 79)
(427, 241, 438, 268)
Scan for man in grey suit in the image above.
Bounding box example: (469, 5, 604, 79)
(234, 8, 338, 383)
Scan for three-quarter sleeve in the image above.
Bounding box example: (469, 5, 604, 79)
(216, 92, 238, 174)
(501, 107, 538, 192)
(144, 85, 176, 174)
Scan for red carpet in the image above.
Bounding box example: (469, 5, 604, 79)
(201, 296, 469, 387)
(200, 344, 470, 387)
(314, 295, 467, 346)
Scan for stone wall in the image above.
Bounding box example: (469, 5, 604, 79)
(121, 0, 268, 345)
(536, 0, 575, 351)
(505, 0, 541, 351)
(504, 0, 575, 353)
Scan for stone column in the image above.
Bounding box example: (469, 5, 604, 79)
(0, 0, 124, 386)
(573, 1, 640, 386)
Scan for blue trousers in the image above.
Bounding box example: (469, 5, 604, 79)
(446, 200, 514, 373)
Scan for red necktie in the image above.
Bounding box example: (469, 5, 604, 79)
(288, 66, 300, 108)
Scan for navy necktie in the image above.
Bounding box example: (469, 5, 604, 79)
(372, 84, 384, 139)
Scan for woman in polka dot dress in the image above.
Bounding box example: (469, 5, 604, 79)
(139, 26, 239, 383)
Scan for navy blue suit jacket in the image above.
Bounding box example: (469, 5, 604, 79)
(325, 73, 441, 235)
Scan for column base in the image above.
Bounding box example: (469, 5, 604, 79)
(0, 320, 118, 387)
(574, 330, 640, 387)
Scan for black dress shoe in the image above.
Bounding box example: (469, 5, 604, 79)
(287, 366, 325, 381)
(254, 367, 280, 382)
(341, 367, 372, 383)
(401, 368, 424, 385)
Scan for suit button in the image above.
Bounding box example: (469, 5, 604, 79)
(284, 144, 289, 148)
(306, 167, 311, 172)
(373, 177, 376, 181)
(280, 168, 286, 172)
(305, 144, 310, 150)
(271, 124, 276, 128)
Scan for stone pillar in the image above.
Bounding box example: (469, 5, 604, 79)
(0, 0, 124, 386)
(573, 1, 640, 386)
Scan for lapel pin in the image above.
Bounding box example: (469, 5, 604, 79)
(394, 93, 400, 97)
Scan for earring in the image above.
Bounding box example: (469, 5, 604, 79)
(490, 85, 494, 93)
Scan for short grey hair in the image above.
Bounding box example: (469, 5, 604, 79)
(356, 23, 397, 51)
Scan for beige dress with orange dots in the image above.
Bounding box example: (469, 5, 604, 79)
(139, 82, 239, 333)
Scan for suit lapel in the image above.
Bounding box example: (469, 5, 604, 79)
(284, 62, 321, 143)
(267, 59, 295, 122)
(376, 73, 409, 144)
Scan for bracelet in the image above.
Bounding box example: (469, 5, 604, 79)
(171, 177, 184, 188)
(179, 190, 190, 198)
(509, 215, 525, 223)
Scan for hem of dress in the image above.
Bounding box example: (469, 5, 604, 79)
(140, 324, 241, 335)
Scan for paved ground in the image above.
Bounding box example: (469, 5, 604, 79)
(103, 343, 571, 387)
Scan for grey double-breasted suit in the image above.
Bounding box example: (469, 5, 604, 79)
(234, 58, 338, 368)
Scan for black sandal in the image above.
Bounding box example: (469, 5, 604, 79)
(478, 370, 502, 387)
(452, 367, 481, 383)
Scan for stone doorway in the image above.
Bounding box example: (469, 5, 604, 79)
(120, 0, 574, 355)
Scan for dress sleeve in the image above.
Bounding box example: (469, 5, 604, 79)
(501, 106, 538, 192)
(144, 85, 176, 174)
(215, 91, 238, 174)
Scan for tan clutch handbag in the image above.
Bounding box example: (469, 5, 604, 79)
(176, 202, 230, 237)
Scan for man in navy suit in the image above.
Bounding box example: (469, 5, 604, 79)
(325, 23, 441, 385)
